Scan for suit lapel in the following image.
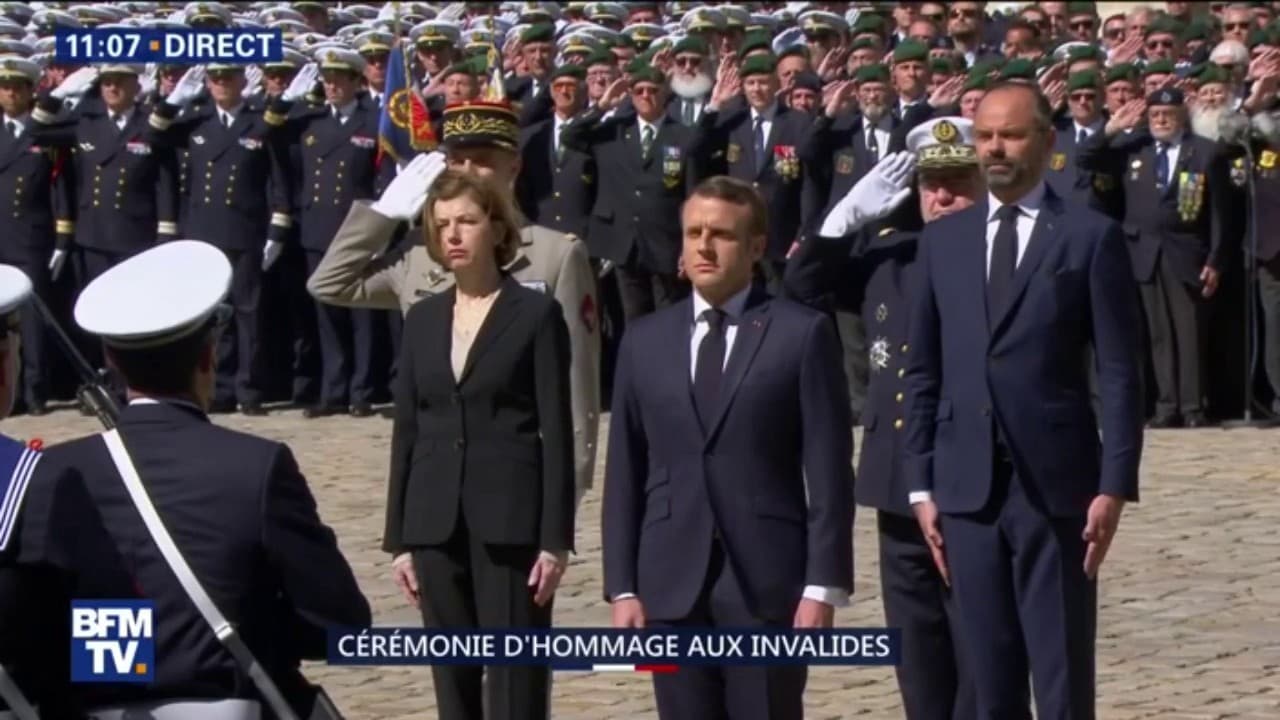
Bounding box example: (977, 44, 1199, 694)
(704, 290, 772, 442)
(203, 109, 255, 160)
(991, 189, 1063, 339)
(964, 205, 992, 339)
(457, 278, 523, 385)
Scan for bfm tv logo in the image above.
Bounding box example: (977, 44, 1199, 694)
(70, 600, 155, 683)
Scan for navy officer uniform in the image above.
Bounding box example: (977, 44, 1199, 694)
(265, 47, 395, 417)
(0, 57, 74, 415)
(149, 64, 294, 416)
(1076, 86, 1236, 426)
(30, 63, 180, 282)
(516, 63, 596, 241)
(785, 119, 978, 720)
(16, 241, 371, 718)
(0, 265, 76, 719)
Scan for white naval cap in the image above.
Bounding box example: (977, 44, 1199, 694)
(906, 117, 978, 171)
(0, 265, 32, 317)
(74, 241, 232, 349)
(0, 55, 41, 84)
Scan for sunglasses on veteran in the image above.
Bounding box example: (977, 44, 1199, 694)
(1145, 38, 1175, 50)
(1224, 22, 1254, 32)
(949, 8, 978, 20)
(1069, 19, 1096, 31)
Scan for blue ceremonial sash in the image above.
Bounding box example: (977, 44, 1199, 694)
(0, 434, 39, 552)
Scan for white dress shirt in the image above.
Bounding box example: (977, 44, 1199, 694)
(1072, 119, 1103, 144)
(330, 100, 357, 125)
(864, 119, 891, 163)
(2, 113, 27, 137)
(908, 183, 1047, 507)
(1153, 136, 1182, 189)
(552, 113, 570, 156)
(109, 108, 134, 131)
(216, 103, 244, 128)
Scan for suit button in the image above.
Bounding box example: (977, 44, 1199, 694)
(555, 215, 562, 221)
(634, 190, 641, 197)
(455, 438, 465, 449)
(900, 343, 909, 353)
(895, 392, 903, 403)
(893, 419, 904, 430)
(897, 368, 905, 378)
(553, 191, 560, 198)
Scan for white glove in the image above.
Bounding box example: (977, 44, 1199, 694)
(244, 65, 263, 97)
(262, 240, 284, 271)
(281, 63, 319, 102)
(819, 151, 917, 238)
(50, 66, 98, 100)
(165, 65, 205, 106)
(377, 1, 398, 20)
(48, 249, 67, 282)
(370, 151, 447, 222)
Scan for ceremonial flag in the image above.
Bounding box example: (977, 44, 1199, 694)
(378, 42, 436, 166)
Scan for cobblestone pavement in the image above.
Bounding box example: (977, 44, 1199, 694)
(10, 406, 1280, 719)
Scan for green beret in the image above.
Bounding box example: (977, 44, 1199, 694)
(969, 56, 1005, 78)
(892, 39, 928, 64)
(1181, 18, 1211, 42)
(1247, 27, 1271, 49)
(1198, 64, 1231, 85)
(1144, 15, 1184, 38)
(551, 64, 586, 82)
(630, 65, 666, 86)
(739, 30, 772, 56)
(673, 35, 708, 56)
(584, 50, 614, 67)
(854, 63, 890, 84)
(850, 36, 880, 52)
(1066, 1, 1096, 16)
(739, 53, 777, 78)
(1067, 44, 1104, 62)
(1143, 58, 1175, 76)
(521, 23, 555, 44)
(778, 44, 808, 61)
(999, 58, 1036, 80)
(963, 72, 992, 92)
(929, 57, 956, 75)
(1104, 63, 1139, 84)
(852, 13, 886, 36)
(1066, 69, 1100, 92)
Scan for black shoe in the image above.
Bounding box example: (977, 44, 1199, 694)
(239, 403, 267, 416)
(303, 405, 341, 419)
(26, 402, 48, 416)
(1148, 414, 1182, 428)
(1183, 413, 1211, 428)
(349, 403, 374, 417)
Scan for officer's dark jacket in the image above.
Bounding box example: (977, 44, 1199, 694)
(1077, 127, 1239, 284)
(561, 104, 716, 274)
(149, 98, 292, 251)
(17, 402, 371, 714)
(712, 102, 823, 260)
(1045, 116, 1124, 220)
(784, 227, 921, 515)
(264, 93, 395, 252)
(30, 91, 180, 256)
(517, 113, 595, 241)
(0, 114, 75, 261)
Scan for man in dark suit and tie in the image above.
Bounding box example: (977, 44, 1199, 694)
(516, 64, 595, 241)
(1046, 69, 1123, 219)
(603, 176, 854, 720)
(903, 82, 1145, 718)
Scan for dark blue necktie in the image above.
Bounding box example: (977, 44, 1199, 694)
(753, 116, 766, 173)
(1155, 142, 1169, 193)
(987, 205, 1020, 322)
(1077, 128, 1087, 146)
(694, 309, 727, 428)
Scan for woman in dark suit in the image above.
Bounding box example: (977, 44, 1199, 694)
(383, 170, 575, 720)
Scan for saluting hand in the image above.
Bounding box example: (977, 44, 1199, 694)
(281, 63, 319, 102)
(391, 553, 419, 606)
(166, 65, 207, 107)
(912, 499, 950, 587)
(1082, 494, 1126, 580)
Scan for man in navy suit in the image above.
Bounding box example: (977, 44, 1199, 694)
(902, 82, 1145, 719)
(603, 176, 854, 720)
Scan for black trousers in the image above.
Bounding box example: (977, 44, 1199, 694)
(877, 511, 975, 720)
(76, 248, 127, 372)
(648, 540, 806, 720)
(214, 249, 265, 406)
(1257, 256, 1280, 410)
(941, 457, 1096, 720)
(412, 517, 552, 720)
(836, 309, 869, 420)
(304, 250, 379, 408)
(615, 263, 688, 321)
(1139, 254, 1208, 418)
(4, 251, 50, 407)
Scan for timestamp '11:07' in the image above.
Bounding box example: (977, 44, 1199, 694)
(54, 29, 284, 64)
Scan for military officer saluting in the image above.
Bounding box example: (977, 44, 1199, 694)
(517, 63, 596, 241)
(148, 64, 293, 416)
(0, 56, 72, 416)
(784, 118, 982, 719)
(31, 63, 180, 282)
(307, 95, 602, 508)
(264, 48, 395, 418)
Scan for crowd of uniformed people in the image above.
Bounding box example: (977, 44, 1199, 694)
(0, 0, 1276, 718)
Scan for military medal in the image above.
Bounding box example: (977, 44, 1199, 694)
(662, 146, 682, 189)
(869, 337, 890, 372)
(727, 143, 740, 164)
(1262, 150, 1276, 169)
(835, 151, 854, 175)
(305, 134, 316, 146)
(875, 303, 888, 322)
(1177, 171, 1204, 222)
(1129, 158, 1141, 182)
(773, 145, 800, 181)
(1232, 157, 1247, 187)
(1050, 152, 1066, 171)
